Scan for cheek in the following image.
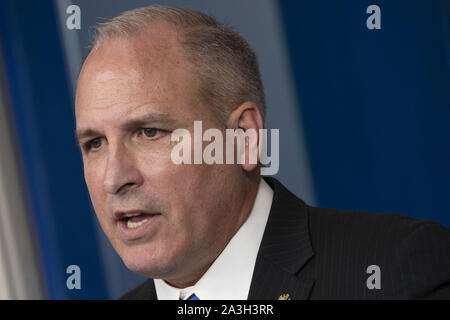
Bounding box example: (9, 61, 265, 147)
(158, 163, 228, 228)
(83, 163, 106, 211)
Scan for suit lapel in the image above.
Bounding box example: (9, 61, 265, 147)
(247, 178, 315, 300)
(248, 255, 315, 300)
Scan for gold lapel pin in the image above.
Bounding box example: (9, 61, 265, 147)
(278, 293, 292, 300)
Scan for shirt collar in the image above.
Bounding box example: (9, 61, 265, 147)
(154, 178, 274, 300)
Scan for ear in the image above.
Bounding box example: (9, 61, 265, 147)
(227, 102, 264, 172)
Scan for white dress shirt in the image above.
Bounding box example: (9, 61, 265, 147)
(154, 178, 274, 300)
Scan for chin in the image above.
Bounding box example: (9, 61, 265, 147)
(119, 244, 176, 279)
(122, 254, 164, 278)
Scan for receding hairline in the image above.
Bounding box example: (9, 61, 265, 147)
(91, 6, 217, 51)
(87, 5, 267, 123)
(89, 19, 185, 65)
(81, 21, 193, 85)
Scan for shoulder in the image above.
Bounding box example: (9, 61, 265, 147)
(267, 176, 448, 250)
(306, 205, 450, 298)
(307, 204, 444, 242)
(307, 204, 450, 250)
(119, 279, 156, 300)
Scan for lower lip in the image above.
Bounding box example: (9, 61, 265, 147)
(116, 214, 161, 242)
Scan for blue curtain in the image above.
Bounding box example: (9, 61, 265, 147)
(280, 0, 450, 227)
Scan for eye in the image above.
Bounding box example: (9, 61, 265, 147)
(85, 138, 103, 151)
(138, 128, 168, 140)
(142, 128, 158, 138)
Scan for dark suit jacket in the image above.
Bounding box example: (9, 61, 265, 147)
(120, 177, 450, 299)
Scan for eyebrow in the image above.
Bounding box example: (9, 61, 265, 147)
(75, 112, 177, 146)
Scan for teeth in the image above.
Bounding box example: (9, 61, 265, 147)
(124, 212, 142, 218)
(127, 218, 148, 229)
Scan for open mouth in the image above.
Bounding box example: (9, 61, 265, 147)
(114, 210, 161, 241)
(118, 212, 155, 229)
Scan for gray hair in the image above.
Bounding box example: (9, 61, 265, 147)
(92, 5, 266, 123)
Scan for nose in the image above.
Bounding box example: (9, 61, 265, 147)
(103, 143, 144, 195)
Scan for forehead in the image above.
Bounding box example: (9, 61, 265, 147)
(75, 25, 202, 128)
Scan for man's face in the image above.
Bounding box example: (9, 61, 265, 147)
(75, 26, 246, 283)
